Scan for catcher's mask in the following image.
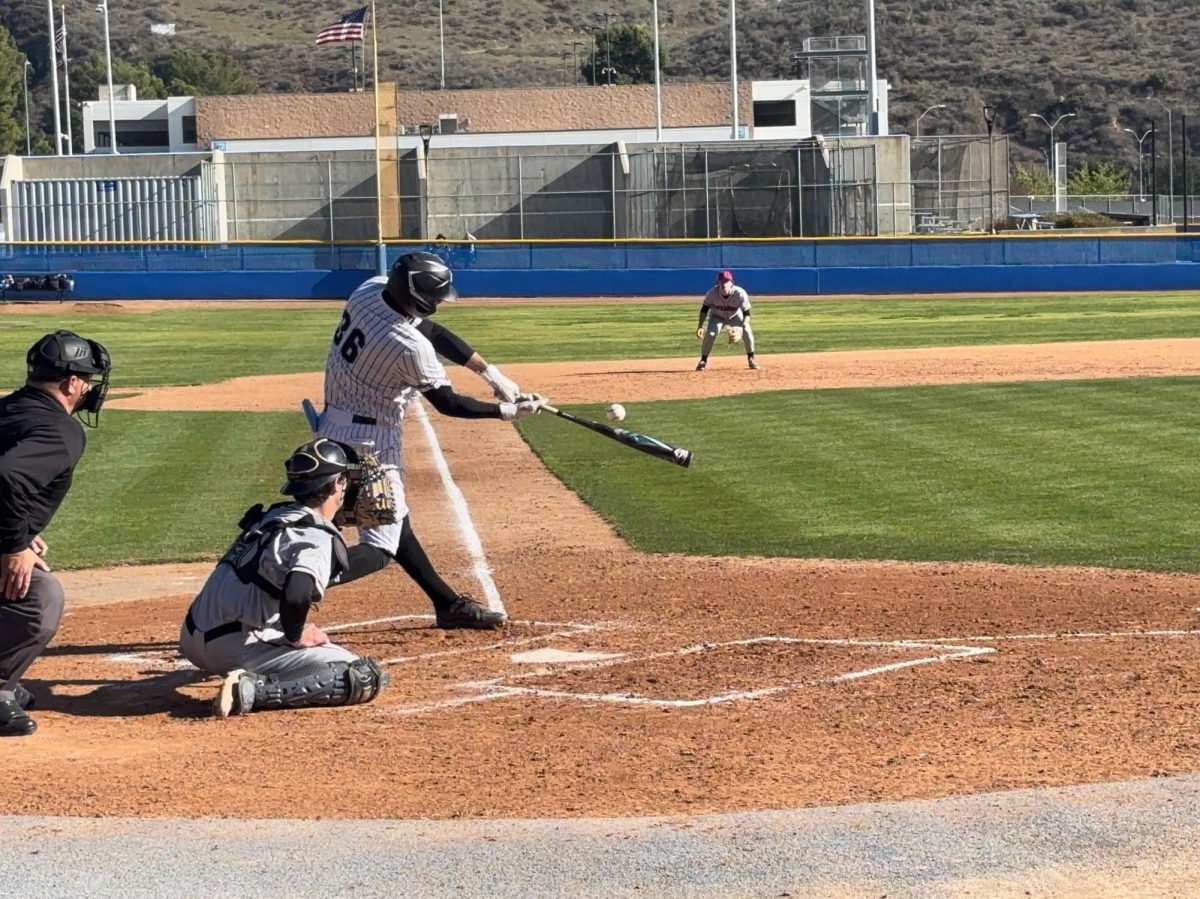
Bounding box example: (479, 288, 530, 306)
(281, 438, 358, 496)
(384, 251, 458, 317)
(26, 329, 112, 428)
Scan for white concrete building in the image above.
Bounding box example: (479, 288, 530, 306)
(81, 86, 198, 154)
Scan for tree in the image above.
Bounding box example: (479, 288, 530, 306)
(0, 24, 26, 155)
(155, 50, 258, 97)
(1011, 164, 1054, 196)
(582, 24, 665, 86)
(1068, 161, 1132, 195)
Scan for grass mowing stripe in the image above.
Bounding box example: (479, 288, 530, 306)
(3, 292, 1200, 388)
(43, 410, 312, 569)
(517, 377, 1200, 572)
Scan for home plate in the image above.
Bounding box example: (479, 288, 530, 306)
(511, 648, 625, 664)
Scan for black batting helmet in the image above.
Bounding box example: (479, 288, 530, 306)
(281, 438, 357, 497)
(384, 252, 458, 317)
(27, 330, 110, 381)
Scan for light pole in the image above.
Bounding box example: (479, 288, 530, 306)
(437, 0, 445, 89)
(915, 103, 946, 137)
(729, 0, 739, 139)
(1124, 127, 1152, 199)
(97, 0, 119, 154)
(22, 59, 32, 155)
(1148, 96, 1173, 222)
(1029, 112, 1075, 176)
(602, 12, 615, 85)
(652, 0, 662, 141)
(572, 41, 587, 85)
(983, 105, 997, 234)
(561, 50, 570, 86)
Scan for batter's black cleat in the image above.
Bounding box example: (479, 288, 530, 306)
(0, 698, 36, 737)
(13, 683, 35, 711)
(436, 595, 508, 630)
(695, 359, 707, 371)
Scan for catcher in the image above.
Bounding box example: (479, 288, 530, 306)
(694, 270, 759, 371)
(179, 438, 389, 717)
(309, 251, 547, 630)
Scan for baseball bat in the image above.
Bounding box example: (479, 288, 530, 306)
(542, 404, 693, 468)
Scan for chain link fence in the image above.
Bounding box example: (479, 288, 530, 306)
(910, 135, 1009, 233)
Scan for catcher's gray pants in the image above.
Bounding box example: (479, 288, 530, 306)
(0, 568, 65, 702)
(701, 313, 755, 357)
(179, 621, 358, 678)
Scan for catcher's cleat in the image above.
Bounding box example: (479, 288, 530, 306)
(0, 698, 36, 737)
(748, 357, 760, 370)
(695, 359, 707, 371)
(436, 595, 508, 630)
(213, 669, 256, 717)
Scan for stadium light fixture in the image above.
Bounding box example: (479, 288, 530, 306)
(1029, 112, 1075, 176)
(915, 104, 946, 137)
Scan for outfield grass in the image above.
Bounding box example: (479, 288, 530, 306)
(517, 377, 1200, 572)
(42, 411, 312, 569)
(3, 292, 1200, 388)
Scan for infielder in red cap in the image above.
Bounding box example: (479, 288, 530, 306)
(694, 270, 758, 370)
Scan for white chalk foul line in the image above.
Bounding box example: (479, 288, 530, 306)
(915, 628, 1200, 644)
(412, 399, 504, 616)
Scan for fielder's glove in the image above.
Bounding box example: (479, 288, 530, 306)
(481, 364, 521, 403)
(726, 325, 744, 344)
(500, 393, 548, 422)
(334, 450, 398, 529)
(695, 326, 705, 340)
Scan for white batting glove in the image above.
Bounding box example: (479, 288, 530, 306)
(499, 393, 547, 422)
(481, 364, 521, 403)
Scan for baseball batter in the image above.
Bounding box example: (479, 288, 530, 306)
(695, 270, 759, 371)
(180, 438, 388, 716)
(314, 251, 546, 630)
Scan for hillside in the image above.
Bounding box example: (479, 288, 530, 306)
(4, 0, 1197, 177)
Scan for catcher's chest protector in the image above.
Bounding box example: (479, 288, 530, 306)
(220, 504, 349, 596)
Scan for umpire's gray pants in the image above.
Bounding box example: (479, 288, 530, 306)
(179, 622, 358, 678)
(0, 568, 65, 702)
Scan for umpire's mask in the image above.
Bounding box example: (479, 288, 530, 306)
(27, 330, 112, 428)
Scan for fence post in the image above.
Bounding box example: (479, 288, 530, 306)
(327, 158, 336, 243)
(610, 151, 617, 238)
(703, 150, 711, 239)
(230, 160, 239, 241)
(517, 155, 525, 240)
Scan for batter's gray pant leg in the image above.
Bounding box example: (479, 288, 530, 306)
(0, 568, 65, 701)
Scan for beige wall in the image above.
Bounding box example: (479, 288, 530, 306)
(196, 82, 754, 145)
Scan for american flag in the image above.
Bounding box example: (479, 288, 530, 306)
(55, 22, 67, 67)
(315, 7, 368, 45)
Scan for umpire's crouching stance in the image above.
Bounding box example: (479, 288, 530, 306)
(0, 330, 112, 737)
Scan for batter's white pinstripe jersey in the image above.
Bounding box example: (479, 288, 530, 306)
(322, 276, 451, 429)
(702, 284, 752, 321)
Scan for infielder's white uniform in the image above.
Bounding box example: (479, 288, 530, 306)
(700, 284, 756, 355)
(179, 505, 358, 677)
(316, 276, 449, 554)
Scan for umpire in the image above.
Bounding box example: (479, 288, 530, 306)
(0, 330, 112, 737)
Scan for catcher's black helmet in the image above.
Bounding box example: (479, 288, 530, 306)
(384, 252, 458, 316)
(281, 438, 357, 496)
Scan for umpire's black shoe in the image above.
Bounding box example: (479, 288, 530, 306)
(436, 596, 507, 630)
(0, 699, 36, 737)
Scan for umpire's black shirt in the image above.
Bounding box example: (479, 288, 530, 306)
(0, 386, 86, 555)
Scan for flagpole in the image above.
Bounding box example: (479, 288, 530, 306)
(61, 5, 73, 155)
(371, 0, 385, 273)
(47, 0, 63, 155)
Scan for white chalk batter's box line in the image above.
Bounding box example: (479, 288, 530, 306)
(103, 616, 618, 670)
(385, 628, 1200, 716)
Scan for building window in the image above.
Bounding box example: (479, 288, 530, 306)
(182, 116, 197, 144)
(753, 100, 797, 128)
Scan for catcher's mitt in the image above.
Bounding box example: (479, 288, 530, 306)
(726, 325, 744, 344)
(334, 449, 397, 529)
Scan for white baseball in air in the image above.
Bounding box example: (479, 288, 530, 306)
(605, 403, 626, 422)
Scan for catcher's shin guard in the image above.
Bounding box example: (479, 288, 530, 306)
(247, 659, 389, 711)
